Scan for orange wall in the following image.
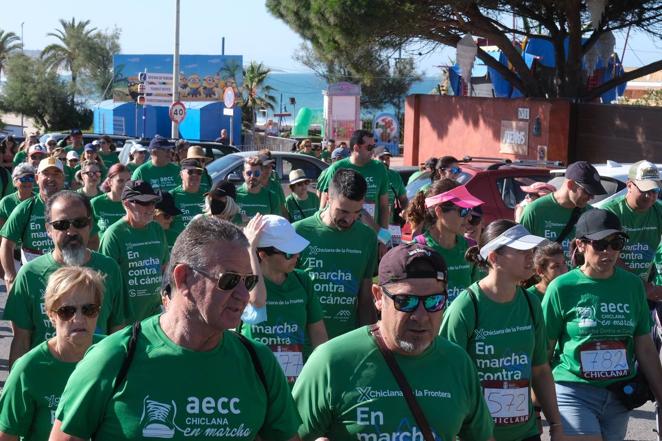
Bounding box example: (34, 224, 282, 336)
(404, 95, 572, 166)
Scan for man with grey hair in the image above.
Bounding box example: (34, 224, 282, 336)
(3, 190, 126, 368)
(51, 216, 300, 441)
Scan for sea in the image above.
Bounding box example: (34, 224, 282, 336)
(261, 73, 440, 124)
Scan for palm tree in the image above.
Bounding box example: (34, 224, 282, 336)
(0, 30, 21, 78)
(41, 18, 96, 98)
(241, 61, 277, 141)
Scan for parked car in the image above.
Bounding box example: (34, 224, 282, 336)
(117, 139, 239, 165)
(206, 151, 329, 194)
(39, 133, 131, 149)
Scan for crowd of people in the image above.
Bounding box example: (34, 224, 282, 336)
(0, 127, 659, 441)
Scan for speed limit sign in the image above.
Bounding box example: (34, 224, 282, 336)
(169, 101, 187, 123)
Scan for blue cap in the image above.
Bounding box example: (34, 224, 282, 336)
(83, 143, 96, 152)
(331, 147, 349, 160)
(149, 135, 173, 150)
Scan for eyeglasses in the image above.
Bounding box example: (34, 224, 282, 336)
(441, 166, 462, 175)
(68, 159, 79, 163)
(187, 265, 259, 291)
(53, 303, 100, 321)
(83, 170, 101, 176)
(583, 236, 626, 252)
(186, 169, 203, 176)
(49, 217, 91, 231)
(441, 204, 471, 217)
(468, 215, 482, 226)
(245, 170, 261, 177)
(17, 175, 35, 183)
(259, 247, 297, 260)
(99, 140, 108, 145)
(381, 285, 448, 313)
(633, 182, 661, 195)
(30, 155, 45, 160)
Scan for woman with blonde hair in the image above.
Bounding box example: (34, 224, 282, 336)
(75, 160, 103, 199)
(0, 266, 105, 441)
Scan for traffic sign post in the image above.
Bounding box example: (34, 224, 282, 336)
(169, 101, 187, 124)
(223, 87, 236, 145)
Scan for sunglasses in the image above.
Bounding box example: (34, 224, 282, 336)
(30, 155, 45, 160)
(633, 182, 661, 195)
(186, 169, 203, 176)
(187, 265, 259, 291)
(468, 215, 482, 226)
(245, 170, 261, 177)
(17, 175, 35, 183)
(441, 205, 471, 218)
(53, 303, 100, 321)
(260, 247, 297, 260)
(83, 170, 101, 176)
(68, 159, 79, 163)
(365, 144, 376, 151)
(130, 200, 156, 207)
(49, 217, 91, 231)
(381, 285, 448, 313)
(583, 236, 626, 252)
(441, 166, 462, 174)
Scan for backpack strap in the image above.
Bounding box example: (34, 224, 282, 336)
(19, 197, 36, 245)
(112, 321, 142, 394)
(235, 332, 268, 392)
(466, 285, 480, 333)
(520, 287, 536, 327)
(0, 167, 8, 198)
(555, 207, 581, 244)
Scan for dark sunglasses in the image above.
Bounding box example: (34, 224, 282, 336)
(583, 236, 626, 252)
(68, 158, 79, 163)
(49, 217, 91, 231)
(441, 204, 471, 218)
(259, 246, 297, 260)
(468, 215, 482, 226)
(17, 175, 35, 183)
(245, 170, 261, 177)
(186, 169, 203, 176)
(187, 265, 259, 291)
(633, 182, 661, 195)
(30, 155, 45, 160)
(443, 166, 462, 174)
(53, 303, 100, 321)
(130, 199, 156, 207)
(381, 285, 447, 313)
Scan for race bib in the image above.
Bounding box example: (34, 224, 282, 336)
(579, 340, 629, 379)
(362, 203, 376, 219)
(388, 225, 402, 245)
(271, 344, 304, 381)
(483, 380, 530, 425)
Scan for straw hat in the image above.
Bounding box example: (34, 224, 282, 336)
(186, 145, 211, 164)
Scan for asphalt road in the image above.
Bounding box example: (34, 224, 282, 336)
(0, 282, 658, 439)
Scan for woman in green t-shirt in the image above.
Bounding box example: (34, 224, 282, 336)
(542, 209, 662, 440)
(0, 266, 104, 441)
(441, 220, 564, 441)
(76, 160, 102, 199)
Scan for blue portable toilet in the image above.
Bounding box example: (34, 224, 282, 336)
(178, 101, 242, 142)
(93, 100, 170, 138)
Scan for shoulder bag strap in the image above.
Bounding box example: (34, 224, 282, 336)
(555, 207, 582, 244)
(19, 197, 36, 245)
(235, 332, 268, 392)
(466, 285, 479, 331)
(112, 321, 142, 394)
(291, 197, 306, 219)
(520, 288, 536, 326)
(369, 324, 435, 441)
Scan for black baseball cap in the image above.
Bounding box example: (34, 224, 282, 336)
(122, 180, 161, 203)
(566, 161, 607, 195)
(180, 158, 204, 171)
(208, 180, 236, 200)
(575, 208, 628, 241)
(70, 128, 82, 136)
(378, 243, 447, 285)
(149, 135, 173, 151)
(155, 191, 182, 216)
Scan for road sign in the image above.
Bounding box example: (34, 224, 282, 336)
(223, 87, 235, 108)
(143, 73, 174, 106)
(223, 108, 234, 116)
(169, 101, 187, 123)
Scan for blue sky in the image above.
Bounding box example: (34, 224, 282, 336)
(2, 0, 660, 76)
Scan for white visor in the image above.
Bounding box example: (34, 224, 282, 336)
(479, 224, 545, 260)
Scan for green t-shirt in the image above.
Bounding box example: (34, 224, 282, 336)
(655, 243, 662, 286)
(419, 231, 472, 304)
(267, 172, 286, 209)
(293, 211, 378, 339)
(126, 162, 140, 174)
(385, 168, 405, 210)
(602, 196, 662, 281)
(0, 336, 103, 441)
(320, 150, 331, 163)
(406, 170, 429, 185)
(3, 252, 126, 347)
(0, 191, 27, 223)
(285, 192, 320, 223)
(63, 165, 77, 190)
(13, 150, 27, 167)
(526, 285, 545, 301)
(55, 315, 300, 441)
(99, 219, 168, 323)
(440, 284, 547, 441)
(542, 267, 652, 387)
(0, 196, 52, 255)
(293, 326, 494, 441)
(519, 193, 589, 264)
(131, 161, 181, 192)
(241, 270, 324, 384)
(98, 151, 119, 170)
(170, 186, 206, 229)
(91, 193, 126, 239)
(234, 184, 280, 224)
(318, 159, 389, 223)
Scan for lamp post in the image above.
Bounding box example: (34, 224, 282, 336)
(171, 0, 181, 139)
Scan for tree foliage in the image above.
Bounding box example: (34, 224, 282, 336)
(267, 0, 662, 100)
(0, 54, 92, 131)
(80, 27, 122, 100)
(294, 42, 422, 113)
(241, 61, 277, 131)
(0, 29, 21, 78)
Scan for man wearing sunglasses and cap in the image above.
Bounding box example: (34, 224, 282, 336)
(4, 190, 126, 368)
(131, 135, 181, 193)
(520, 161, 607, 264)
(99, 180, 168, 323)
(234, 156, 281, 225)
(51, 216, 301, 441)
(293, 242, 495, 441)
(168, 159, 207, 246)
(602, 161, 662, 302)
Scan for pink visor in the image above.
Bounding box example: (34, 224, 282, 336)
(520, 182, 556, 195)
(425, 185, 485, 209)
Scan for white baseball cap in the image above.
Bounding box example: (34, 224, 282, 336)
(479, 224, 545, 260)
(131, 143, 148, 154)
(66, 150, 79, 160)
(37, 157, 64, 174)
(28, 144, 48, 155)
(256, 215, 310, 254)
(628, 160, 661, 192)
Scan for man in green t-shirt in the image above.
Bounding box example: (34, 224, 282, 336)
(0, 157, 66, 290)
(131, 135, 181, 192)
(285, 169, 320, 222)
(52, 216, 301, 441)
(169, 158, 206, 239)
(257, 150, 287, 216)
(3, 190, 127, 368)
(294, 169, 378, 339)
(64, 128, 84, 155)
(99, 180, 169, 323)
(234, 156, 280, 225)
(318, 130, 392, 248)
(520, 161, 606, 262)
(603, 160, 662, 302)
(293, 242, 495, 441)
